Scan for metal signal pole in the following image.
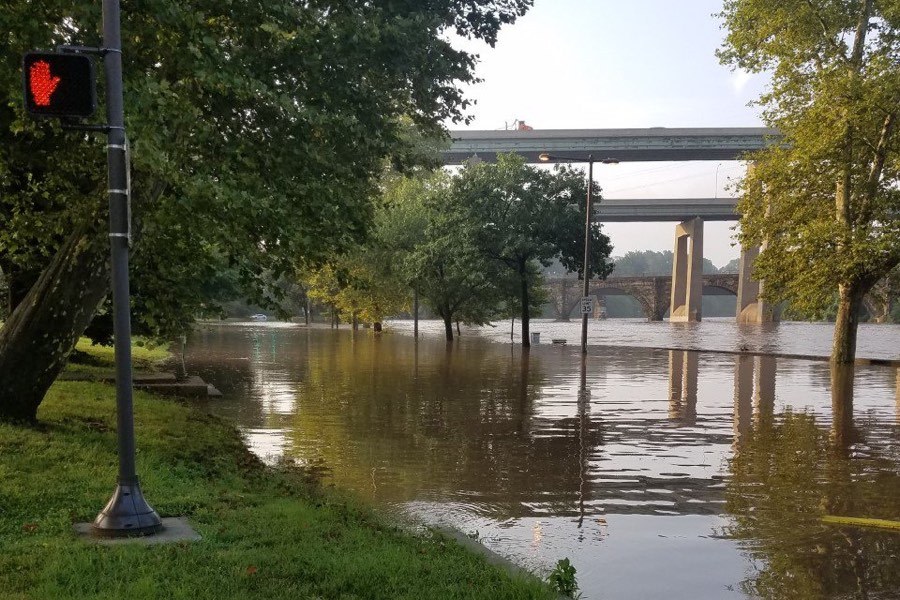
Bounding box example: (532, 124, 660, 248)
(580, 156, 594, 355)
(92, 0, 162, 537)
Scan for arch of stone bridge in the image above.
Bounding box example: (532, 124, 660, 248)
(589, 278, 671, 321)
(546, 274, 741, 321)
(701, 274, 740, 296)
(591, 286, 657, 321)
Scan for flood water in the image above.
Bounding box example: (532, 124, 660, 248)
(187, 320, 900, 599)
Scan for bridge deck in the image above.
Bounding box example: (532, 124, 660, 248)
(444, 127, 780, 164)
(598, 197, 738, 222)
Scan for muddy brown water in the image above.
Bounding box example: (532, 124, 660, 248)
(187, 320, 900, 599)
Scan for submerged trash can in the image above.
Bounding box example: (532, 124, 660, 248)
(531, 332, 541, 344)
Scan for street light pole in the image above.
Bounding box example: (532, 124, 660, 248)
(539, 153, 617, 355)
(581, 156, 594, 355)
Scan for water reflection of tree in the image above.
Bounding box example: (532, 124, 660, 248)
(725, 364, 900, 599)
(284, 335, 605, 517)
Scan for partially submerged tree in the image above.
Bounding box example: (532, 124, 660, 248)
(719, 0, 900, 364)
(0, 0, 533, 421)
(385, 172, 504, 341)
(450, 154, 613, 346)
(302, 250, 409, 329)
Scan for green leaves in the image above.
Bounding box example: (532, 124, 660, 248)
(720, 0, 900, 334)
(1, 0, 532, 339)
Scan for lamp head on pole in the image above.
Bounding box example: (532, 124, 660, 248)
(538, 152, 619, 165)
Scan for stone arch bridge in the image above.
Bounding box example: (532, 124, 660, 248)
(546, 274, 894, 322)
(548, 274, 741, 321)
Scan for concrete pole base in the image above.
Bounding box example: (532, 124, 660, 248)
(76, 517, 200, 545)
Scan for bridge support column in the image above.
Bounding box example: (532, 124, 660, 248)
(736, 245, 780, 323)
(669, 218, 703, 322)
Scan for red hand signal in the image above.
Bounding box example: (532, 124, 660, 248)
(29, 60, 61, 106)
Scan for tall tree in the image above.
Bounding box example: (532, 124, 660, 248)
(719, 0, 900, 364)
(0, 0, 532, 421)
(450, 154, 613, 346)
(383, 172, 503, 341)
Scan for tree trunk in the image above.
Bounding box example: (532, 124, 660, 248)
(520, 272, 530, 348)
(0, 226, 109, 422)
(352, 311, 358, 331)
(830, 362, 856, 452)
(443, 314, 454, 341)
(455, 320, 460, 337)
(832, 282, 864, 365)
(0, 259, 41, 317)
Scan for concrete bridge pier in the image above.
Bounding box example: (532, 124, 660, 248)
(736, 245, 780, 323)
(669, 218, 704, 322)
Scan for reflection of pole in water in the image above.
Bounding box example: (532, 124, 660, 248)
(668, 350, 698, 424)
(733, 355, 754, 448)
(831, 363, 856, 453)
(576, 356, 589, 532)
(518, 348, 532, 434)
(252, 332, 261, 361)
(895, 368, 899, 422)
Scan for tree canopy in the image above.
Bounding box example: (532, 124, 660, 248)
(449, 154, 613, 345)
(719, 0, 900, 363)
(0, 0, 533, 421)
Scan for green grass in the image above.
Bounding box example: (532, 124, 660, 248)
(64, 338, 172, 379)
(73, 337, 171, 368)
(0, 382, 553, 600)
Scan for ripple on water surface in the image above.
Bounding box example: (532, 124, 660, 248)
(188, 322, 900, 600)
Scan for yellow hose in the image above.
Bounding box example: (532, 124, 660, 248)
(822, 515, 900, 531)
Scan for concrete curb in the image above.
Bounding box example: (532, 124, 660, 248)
(434, 526, 571, 599)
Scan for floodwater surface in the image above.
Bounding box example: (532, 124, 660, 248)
(187, 320, 900, 600)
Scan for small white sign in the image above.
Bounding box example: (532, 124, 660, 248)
(581, 296, 593, 315)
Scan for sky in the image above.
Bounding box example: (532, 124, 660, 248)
(449, 0, 770, 268)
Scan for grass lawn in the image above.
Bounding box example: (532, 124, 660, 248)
(62, 338, 172, 379)
(0, 380, 553, 599)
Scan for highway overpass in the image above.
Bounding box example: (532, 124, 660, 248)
(443, 127, 779, 164)
(598, 197, 737, 222)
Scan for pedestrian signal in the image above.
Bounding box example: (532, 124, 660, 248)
(23, 52, 96, 118)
